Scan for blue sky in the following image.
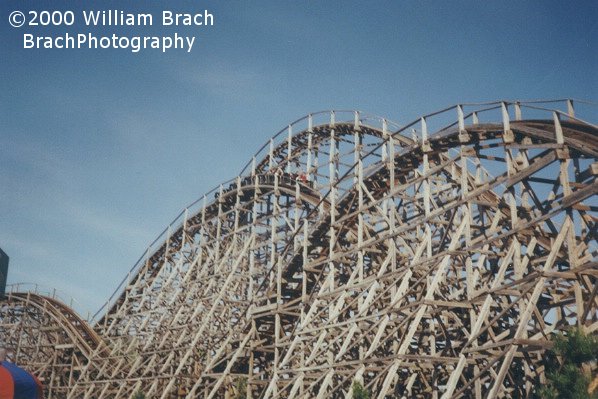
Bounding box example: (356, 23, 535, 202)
(1, 1, 597, 316)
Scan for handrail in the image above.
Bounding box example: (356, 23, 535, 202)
(5, 283, 91, 322)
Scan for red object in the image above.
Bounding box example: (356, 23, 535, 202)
(0, 365, 15, 399)
(0, 361, 43, 399)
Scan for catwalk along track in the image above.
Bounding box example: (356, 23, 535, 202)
(1, 99, 597, 398)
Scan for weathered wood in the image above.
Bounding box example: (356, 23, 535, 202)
(1, 101, 596, 399)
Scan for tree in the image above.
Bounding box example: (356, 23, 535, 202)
(536, 327, 598, 398)
(233, 377, 247, 399)
(352, 380, 371, 399)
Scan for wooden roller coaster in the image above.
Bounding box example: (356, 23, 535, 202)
(1, 99, 597, 398)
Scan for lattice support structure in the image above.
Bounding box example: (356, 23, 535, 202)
(1, 100, 597, 398)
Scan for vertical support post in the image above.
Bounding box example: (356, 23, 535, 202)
(249, 179, 259, 303)
(287, 125, 293, 174)
(268, 139, 274, 171)
(354, 130, 360, 185)
(355, 130, 364, 286)
(302, 222, 308, 305)
(234, 177, 241, 232)
(421, 116, 432, 259)
(215, 185, 223, 265)
(515, 102, 522, 121)
(328, 127, 336, 295)
(502, 102, 522, 276)
(421, 117, 430, 217)
(567, 99, 575, 118)
(307, 131, 313, 180)
(329, 128, 337, 200)
(554, 111, 564, 144)
(501, 102, 511, 134)
(457, 104, 465, 132)
(386, 120, 395, 193)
